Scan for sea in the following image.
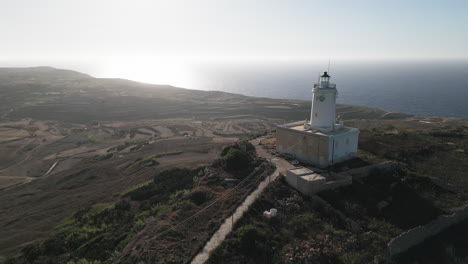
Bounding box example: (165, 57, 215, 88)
(183, 60, 468, 119)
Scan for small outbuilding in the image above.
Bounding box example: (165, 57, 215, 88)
(284, 167, 352, 195)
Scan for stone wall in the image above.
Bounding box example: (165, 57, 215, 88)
(346, 161, 401, 179)
(382, 205, 468, 261)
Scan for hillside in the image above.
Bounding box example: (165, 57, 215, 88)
(0, 66, 92, 81)
(208, 120, 468, 263)
(0, 67, 466, 263)
(0, 67, 409, 123)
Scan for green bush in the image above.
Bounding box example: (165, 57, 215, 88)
(21, 244, 41, 263)
(94, 153, 113, 161)
(127, 155, 159, 171)
(42, 236, 66, 255)
(153, 168, 197, 192)
(172, 200, 197, 211)
(323, 223, 336, 234)
(128, 183, 158, 201)
(115, 200, 131, 211)
(235, 225, 267, 255)
(128, 168, 200, 202)
(189, 190, 210, 205)
(220, 147, 253, 171)
(115, 144, 128, 151)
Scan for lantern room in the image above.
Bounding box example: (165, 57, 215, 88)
(319, 71, 331, 88)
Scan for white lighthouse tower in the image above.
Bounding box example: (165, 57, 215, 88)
(309, 72, 337, 132)
(276, 71, 360, 167)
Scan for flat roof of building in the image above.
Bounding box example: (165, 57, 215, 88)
(288, 167, 314, 176)
(278, 122, 358, 136)
(287, 167, 326, 181)
(301, 173, 326, 181)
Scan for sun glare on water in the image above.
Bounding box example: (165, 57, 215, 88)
(98, 57, 198, 89)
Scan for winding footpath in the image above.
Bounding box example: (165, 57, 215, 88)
(191, 139, 293, 264)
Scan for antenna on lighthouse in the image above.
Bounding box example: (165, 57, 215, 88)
(327, 59, 331, 74)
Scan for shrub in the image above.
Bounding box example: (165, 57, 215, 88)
(115, 200, 131, 211)
(153, 168, 196, 192)
(127, 155, 159, 171)
(116, 144, 128, 151)
(21, 244, 41, 263)
(43, 236, 66, 255)
(172, 200, 197, 210)
(133, 219, 146, 232)
(243, 141, 256, 152)
(128, 183, 158, 201)
(220, 147, 253, 171)
(94, 153, 113, 161)
(235, 225, 267, 255)
(189, 190, 211, 205)
(128, 168, 199, 202)
(323, 223, 336, 234)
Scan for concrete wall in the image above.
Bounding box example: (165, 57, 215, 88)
(283, 173, 351, 196)
(276, 125, 359, 168)
(310, 88, 337, 130)
(276, 126, 330, 167)
(331, 130, 359, 164)
(284, 171, 299, 189)
(284, 171, 327, 196)
(297, 176, 327, 196)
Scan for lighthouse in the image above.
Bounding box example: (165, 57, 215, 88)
(309, 72, 337, 132)
(276, 71, 359, 168)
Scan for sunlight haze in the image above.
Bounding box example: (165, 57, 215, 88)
(1, 0, 468, 85)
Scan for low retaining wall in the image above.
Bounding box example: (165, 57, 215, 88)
(316, 176, 352, 193)
(382, 205, 468, 261)
(346, 161, 401, 179)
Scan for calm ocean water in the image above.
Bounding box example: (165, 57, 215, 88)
(188, 60, 468, 119)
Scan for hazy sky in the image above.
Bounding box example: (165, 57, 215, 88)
(2, 0, 468, 63)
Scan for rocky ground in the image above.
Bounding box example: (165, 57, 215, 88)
(207, 118, 468, 264)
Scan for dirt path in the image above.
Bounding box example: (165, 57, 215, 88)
(0, 160, 58, 192)
(43, 161, 58, 177)
(377, 111, 393, 119)
(0, 176, 35, 191)
(1, 109, 13, 120)
(190, 139, 294, 264)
